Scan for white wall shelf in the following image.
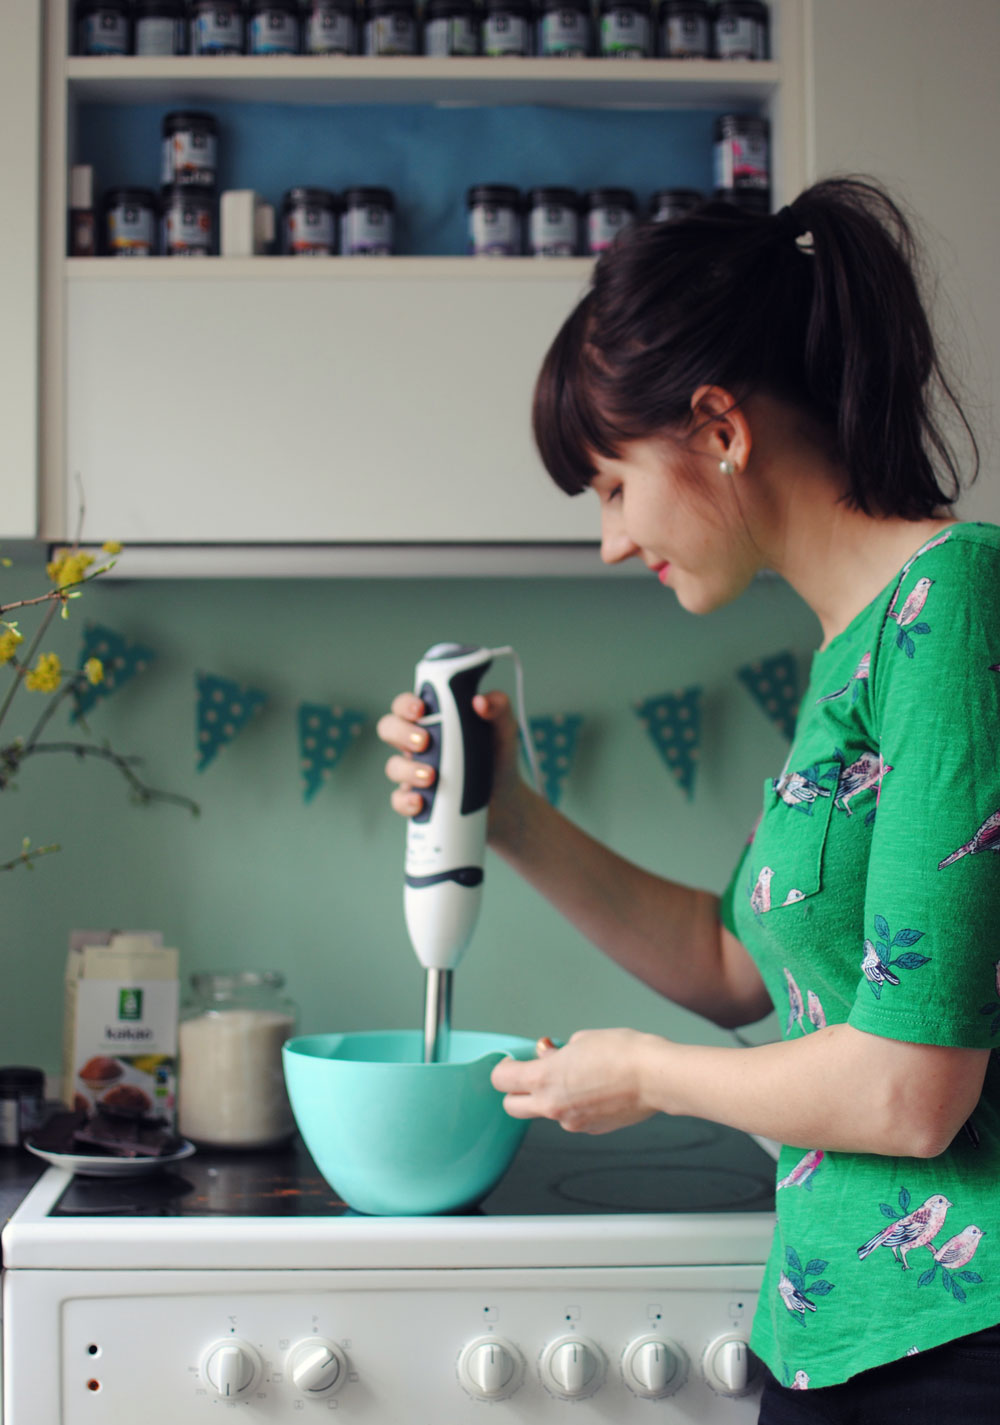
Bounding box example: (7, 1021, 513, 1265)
(64, 256, 593, 280)
(65, 55, 781, 109)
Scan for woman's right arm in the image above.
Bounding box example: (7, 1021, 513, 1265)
(377, 691, 771, 1031)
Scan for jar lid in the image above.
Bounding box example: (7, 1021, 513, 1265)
(0, 1066, 44, 1096)
(714, 113, 769, 137)
(249, 0, 297, 11)
(190, 0, 243, 9)
(426, 0, 475, 14)
(190, 969, 286, 995)
(529, 186, 580, 209)
(367, 0, 416, 13)
(163, 111, 218, 133)
(283, 186, 341, 210)
(484, 0, 532, 11)
(160, 183, 216, 205)
(467, 184, 522, 208)
(586, 187, 637, 209)
(104, 187, 158, 207)
(661, 0, 709, 13)
(343, 186, 396, 209)
(715, 0, 768, 14)
(599, 0, 651, 13)
(135, 0, 186, 16)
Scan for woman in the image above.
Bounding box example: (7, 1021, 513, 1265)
(377, 179, 1000, 1419)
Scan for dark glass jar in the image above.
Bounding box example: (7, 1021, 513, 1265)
(75, 0, 131, 56)
(713, 0, 769, 60)
(528, 187, 579, 257)
(364, 0, 419, 55)
(248, 0, 301, 54)
(598, 0, 651, 59)
(104, 187, 158, 256)
(282, 186, 341, 254)
(585, 187, 636, 252)
(537, 0, 592, 57)
(658, 0, 710, 59)
(424, 0, 479, 56)
(134, 0, 187, 54)
(481, 0, 533, 56)
(341, 187, 396, 254)
(467, 184, 522, 256)
(189, 0, 246, 55)
(649, 186, 703, 220)
(713, 113, 770, 212)
(161, 111, 218, 189)
(302, 0, 357, 54)
(0, 1067, 45, 1148)
(161, 185, 216, 256)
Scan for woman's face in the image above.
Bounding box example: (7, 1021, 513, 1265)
(590, 436, 762, 615)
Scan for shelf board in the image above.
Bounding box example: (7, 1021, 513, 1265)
(65, 55, 780, 108)
(65, 256, 596, 279)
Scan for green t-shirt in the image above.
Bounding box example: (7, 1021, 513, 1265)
(721, 521, 1000, 1390)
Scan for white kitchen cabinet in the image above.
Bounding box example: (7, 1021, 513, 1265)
(1, 0, 42, 541)
(39, 0, 809, 560)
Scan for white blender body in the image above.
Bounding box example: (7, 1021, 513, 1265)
(404, 643, 495, 1061)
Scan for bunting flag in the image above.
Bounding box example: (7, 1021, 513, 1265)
(71, 623, 156, 721)
(528, 713, 582, 807)
(298, 703, 367, 802)
(736, 651, 801, 741)
(634, 686, 702, 801)
(196, 673, 268, 771)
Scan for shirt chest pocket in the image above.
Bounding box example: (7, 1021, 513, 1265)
(750, 759, 841, 912)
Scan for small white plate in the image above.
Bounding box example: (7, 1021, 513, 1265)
(26, 1139, 197, 1178)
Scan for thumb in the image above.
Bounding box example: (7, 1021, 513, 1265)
(472, 690, 511, 722)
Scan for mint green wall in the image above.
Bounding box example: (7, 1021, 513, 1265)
(0, 552, 820, 1075)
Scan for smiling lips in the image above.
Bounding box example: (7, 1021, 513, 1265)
(652, 561, 671, 584)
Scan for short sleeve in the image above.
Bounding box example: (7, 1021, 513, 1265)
(719, 839, 751, 938)
(847, 534, 1000, 1048)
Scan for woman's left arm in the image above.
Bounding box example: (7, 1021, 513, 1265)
(491, 1026, 989, 1158)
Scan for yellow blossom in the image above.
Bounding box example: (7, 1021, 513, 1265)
(85, 657, 104, 685)
(25, 652, 62, 693)
(46, 549, 95, 589)
(102, 541, 123, 556)
(0, 627, 24, 665)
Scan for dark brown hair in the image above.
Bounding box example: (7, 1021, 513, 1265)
(532, 178, 977, 519)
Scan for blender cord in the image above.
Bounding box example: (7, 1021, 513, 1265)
(489, 645, 542, 795)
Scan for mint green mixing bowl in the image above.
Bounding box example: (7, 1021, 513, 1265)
(282, 1030, 536, 1215)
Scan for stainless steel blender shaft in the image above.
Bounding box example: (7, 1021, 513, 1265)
(423, 968, 453, 1064)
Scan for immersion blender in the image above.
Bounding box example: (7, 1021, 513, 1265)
(404, 643, 497, 1065)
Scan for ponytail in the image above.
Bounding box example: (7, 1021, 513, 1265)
(532, 177, 978, 519)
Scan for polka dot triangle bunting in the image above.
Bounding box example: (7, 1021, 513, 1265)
(298, 703, 367, 803)
(736, 651, 801, 741)
(528, 714, 582, 807)
(196, 673, 268, 771)
(71, 623, 156, 721)
(634, 686, 702, 801)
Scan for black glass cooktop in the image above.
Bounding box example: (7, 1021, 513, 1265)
(48, 1116, 776, 1219)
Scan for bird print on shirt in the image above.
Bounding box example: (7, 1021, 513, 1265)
(861, 916, 929, 999)
(857, 1193, 952, 1271)
(778, 1249, 834, 1324)
(918, 1224, 987, 1301)
(773, 770, 832, 811)
(816, 650, 871, 705)
(750, 866, 774, 914)
(887, 576, 935, 658)
(885, 529, 952, 619)
(833, 752, 893, 816)
(784, 968, 805, 1035)
(776, 1148, 824, 1191)
(790, 1371, 811, 1390)
(938, 807, 1000, 868)
(806, 990, 827, 1030)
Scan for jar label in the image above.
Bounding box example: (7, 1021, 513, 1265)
(135, 17, 186, 55)
(286, 205, 337, 254)
(714, 130, 769, 189)
(164, 199, 213, 255)
(161, 131, 218, 187)
(469, 204, 520, 256)
(250, 10, 299, 54)
(663, 13, 709, 58)
(715, 15, 765, 60)
(79, 13, 130, 55)
(483, 13, 530, 55)
(192, 10, 245, 53)
(587, 204, 633, 252)
(529, 203, 578, 256)
(600, 11, 650, 58)
(425, 15, 479, 57)
(364, 14, 418, 55)
(538, 10, 590, 57)
(305, 10, 355, 53)
(341, 204, 394, 255)
(108, 201, 156, 255)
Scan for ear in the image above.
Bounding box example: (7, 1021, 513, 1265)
(689, 385, 752, 474)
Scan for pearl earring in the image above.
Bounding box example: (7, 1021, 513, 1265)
(719, 458, 737, 476)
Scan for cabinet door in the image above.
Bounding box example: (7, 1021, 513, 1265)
(0, 0, 41, 539)
(63, 264, 599, 545)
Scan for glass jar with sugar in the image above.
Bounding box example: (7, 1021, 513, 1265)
(179, 971, 297, 1149)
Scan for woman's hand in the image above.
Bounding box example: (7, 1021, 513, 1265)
(376, 688, 524, 834)
(491, 1029, 660, 1135)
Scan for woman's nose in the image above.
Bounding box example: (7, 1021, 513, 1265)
(600, 516, 640, 566)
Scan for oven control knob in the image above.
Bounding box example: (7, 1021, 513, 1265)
(621, 1334, 687, 1398)
(539, 1335, 605, 1399)
(457, 1335, 523, 1400)
(287, 1338, 348, 1396)
(701, 1334, 757, 1397)
(199, 1339, 262, 1399)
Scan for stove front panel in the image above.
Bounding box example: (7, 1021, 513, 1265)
(4, 1265, 765, 1423)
